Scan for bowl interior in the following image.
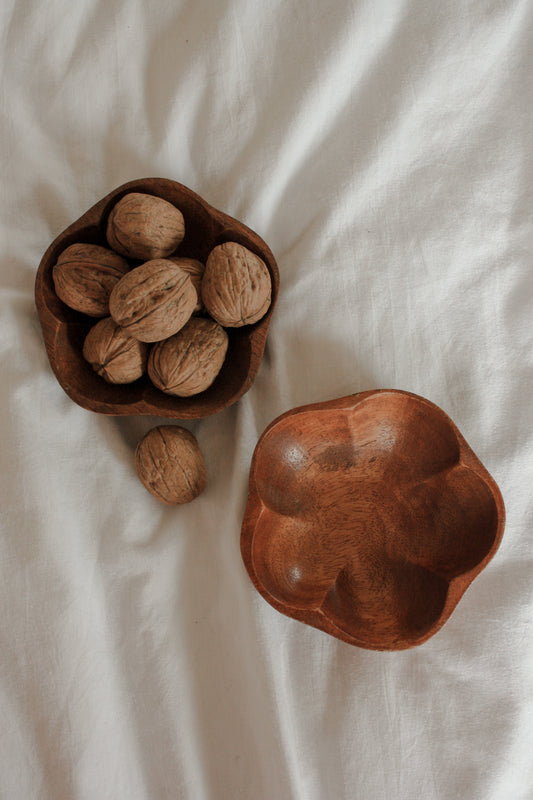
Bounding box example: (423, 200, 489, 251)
(243, 391, 504, 649)
(36, 178, 279, 418)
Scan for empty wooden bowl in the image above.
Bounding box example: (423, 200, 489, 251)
(34, 178, 279, 418)
(241, 389, 505, 650)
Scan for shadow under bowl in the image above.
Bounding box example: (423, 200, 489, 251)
(35, 178, 279, 418)
(241, 389, 505, 650)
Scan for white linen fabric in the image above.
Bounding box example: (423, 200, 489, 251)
(1, 1, 532, 798)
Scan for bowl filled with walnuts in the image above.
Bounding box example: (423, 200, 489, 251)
(35, 178, 279, 419)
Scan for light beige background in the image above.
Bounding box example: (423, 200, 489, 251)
(1, 1, 531, 798)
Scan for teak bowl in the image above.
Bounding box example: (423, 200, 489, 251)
(35, 178, 279, 418)
(241, 389, 505, 650)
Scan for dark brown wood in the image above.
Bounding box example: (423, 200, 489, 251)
(35, 178, 279, 418)
(241, 389, 505, 650)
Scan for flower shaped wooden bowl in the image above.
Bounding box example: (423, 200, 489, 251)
(34, 178, 279, 418)
(241, 390, 505, 650)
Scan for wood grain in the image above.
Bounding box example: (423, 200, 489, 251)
(241, 390, 505, 650)
(34, 178, 279, 418)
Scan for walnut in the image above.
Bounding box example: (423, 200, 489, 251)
(135, 425, 207, 504)
(82, 317, 148, 383)
(168, 257, 205, 313)
(108, 259, 197, 343)
(148, 317, 228, 397)
(52, 243, 130, 317)
(106, 192, 185, 260)
(201, 242, 271, 327)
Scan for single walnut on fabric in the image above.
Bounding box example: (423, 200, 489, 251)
(135, 425, 207, 505)
(82, 317, 148, 383)
(106, 192, 185, 260)
(109, 259, 197, 343)
(168, 256, 205, 313)
(148, 317, 228, 397)
(52, 243, 130, 317)
(201, 241, 271, 327)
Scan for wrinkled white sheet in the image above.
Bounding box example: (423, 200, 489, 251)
(1, 1, 532, 798)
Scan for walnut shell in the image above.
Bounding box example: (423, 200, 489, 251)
(148, 317, 228, 397)
(106, 192, 185, 260)
(52, 243, 130, 317)
(201, 242, 271, 327)
(109, 259, 197, 343)
(135, 425, 207, 505)
(82, 317, 148, 383)
(168, 257, 205, 313)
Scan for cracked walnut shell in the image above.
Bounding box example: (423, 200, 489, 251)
(82, 317, 148, 383)
(106, 192, 185, 260)
(135, 425, 207, 505)
(109, 259, 197, 343)
(148, 317, 228, 397)
(52, 243, 130, 317)
(202, 242, 271, 327)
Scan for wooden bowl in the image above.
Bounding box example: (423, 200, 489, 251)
(34, 178, 279, 418)
(241, 390, 505, 650)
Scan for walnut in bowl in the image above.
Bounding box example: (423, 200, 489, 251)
(34, 178, 279, 418)
(148, 318, 228, 397)
(109, 258, 197, 343)
(82, 317, 148, 384)
(52, 243, 130, 317)
(202, 242, 271, 327)
(107, 192, 185, 260)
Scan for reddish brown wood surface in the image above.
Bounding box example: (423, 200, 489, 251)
(35, 178, 279, 418)
(241, 390, 505, 650)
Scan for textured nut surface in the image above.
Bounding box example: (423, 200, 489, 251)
(202, 242, 271, 327)
(52, 243, 130, 317)
(135, 425, 207, 505)
(168, 257, 205, 313)
(106, 192, 185, 260)
(109, 259, 197, 342)
(148, 317, 228, 397)
(82, 317, 148, 383)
